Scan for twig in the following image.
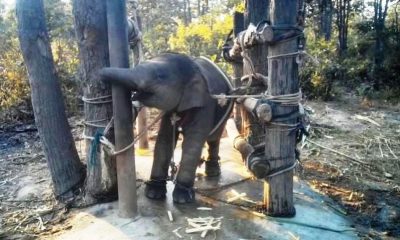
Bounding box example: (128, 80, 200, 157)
(385, 139, 398, 159)
(167, 210, 173, 222)
(355, 115, 381, 127)
(306, 139, 367, 165)
(377, 138, 384, 158)
(172, 227, 183, 239)
(288, 231, 300, 240)
(197, 207, 213, 211)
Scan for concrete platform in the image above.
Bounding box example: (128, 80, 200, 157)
(56, 137, 358, 240)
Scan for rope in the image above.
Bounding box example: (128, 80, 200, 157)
(81, 95, 112, 104)
(108, 112, 164, 156)
(81, 112, 164, 157)
(88, 128, 104, 168)
(265, 160, 298, 179)
(168, 113, 179, 181)
(84, 118, 109, 128)
(268, 51, 301, 59)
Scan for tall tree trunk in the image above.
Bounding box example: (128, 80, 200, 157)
(264, 0, 300, 217)
(373, 0, 390, 67)
(319, 0, 333, 40)
(73, 0, 117, 201)
(16, 0, 85, 200)
(197, 0, 201, 17)
(336, 0, 350, 56)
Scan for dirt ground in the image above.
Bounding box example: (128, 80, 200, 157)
(0, 95, 399, 239)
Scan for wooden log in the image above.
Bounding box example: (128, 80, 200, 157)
(106, 0, 138, 218)
(225, 119, 253, 161)
(16, 0, 85, 200)
(263, 0, 299, 217)
(242, 98, 272, 123)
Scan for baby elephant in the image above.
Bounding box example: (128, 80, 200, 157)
(100, 53, 233, 203)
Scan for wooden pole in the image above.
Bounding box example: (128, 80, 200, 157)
(263, 0, 299, 217)
(232, 11, 244, 130)
(242, 0, 269, 147)
(106, 0, 137, 218)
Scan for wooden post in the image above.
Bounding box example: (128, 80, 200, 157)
(106, 0, 137, 218)
(242, 0, 269, 147)
(263, 0, 299, 217)
(232, 11, 244, 130)
(130, 3, 149, 151)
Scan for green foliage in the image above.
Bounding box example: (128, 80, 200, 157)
(0, 0, 79, 117)
(169, 11, 232, 62)
(300, 35, 342, 100)
(0, 6, 29, 110)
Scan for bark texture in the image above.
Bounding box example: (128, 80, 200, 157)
(242, 0, 269, 147)
(73, 0, 117, 201)
(16, 0, 84, 199)
(264, 0, 299, 217)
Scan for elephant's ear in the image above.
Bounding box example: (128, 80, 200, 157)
(177, 72, 209, 112)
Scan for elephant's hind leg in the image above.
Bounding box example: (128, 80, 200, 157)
(173, 108, 214, 204)
(145, 113, 178, 200)
(205, 140, 221, 177)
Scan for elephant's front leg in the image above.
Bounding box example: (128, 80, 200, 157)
(145, 113, 178, 200)
(173, 109, 214, 204)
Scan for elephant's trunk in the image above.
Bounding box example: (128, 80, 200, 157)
(99, 67, 146, 90)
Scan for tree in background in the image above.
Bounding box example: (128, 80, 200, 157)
(16, 0, 85, 200)
(73, 0, 117, 202)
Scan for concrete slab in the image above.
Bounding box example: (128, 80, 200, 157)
(55, 137, 358, 240)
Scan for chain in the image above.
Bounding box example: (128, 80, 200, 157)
(168, 113, 180, 182)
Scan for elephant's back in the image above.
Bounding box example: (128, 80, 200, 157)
(193, 57, 232, 95)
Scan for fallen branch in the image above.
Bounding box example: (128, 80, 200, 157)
(354, 115, 381, 127)
(306, 139, 368, 165)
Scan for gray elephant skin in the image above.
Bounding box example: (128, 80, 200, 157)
(100, 53, 233, 204)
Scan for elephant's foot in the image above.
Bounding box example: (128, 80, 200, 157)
(173, 183, 195, 204)
(145, 180, 167, 200)
(205, 159, 221, 177)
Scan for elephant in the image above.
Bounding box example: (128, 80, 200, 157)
(100, 53, 233, 203)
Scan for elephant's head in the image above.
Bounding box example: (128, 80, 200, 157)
(99, 53, 209, 112)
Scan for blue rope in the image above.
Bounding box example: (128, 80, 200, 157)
(88, 128, 104, 168)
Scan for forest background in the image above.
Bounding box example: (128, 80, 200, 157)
(0, 0, 399, 123)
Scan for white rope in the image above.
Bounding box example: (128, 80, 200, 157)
(82, 95, 112, 104)
(268, 51, 301, 59)
(81, 112, 163, 157)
